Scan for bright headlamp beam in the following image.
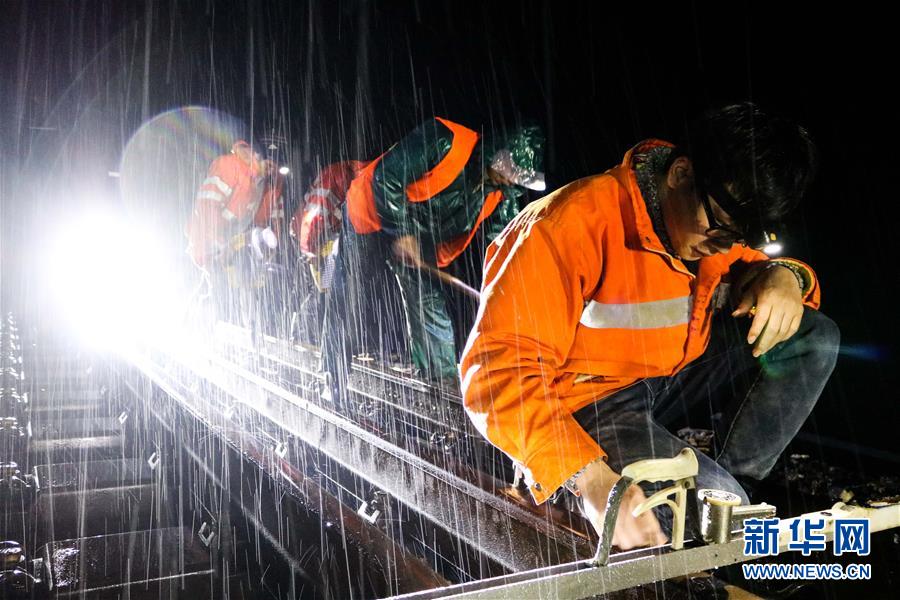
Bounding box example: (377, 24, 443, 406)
(762, 242, 783, 256)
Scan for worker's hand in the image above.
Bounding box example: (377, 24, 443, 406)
(392, 235, 424, 268)
(732, 264, 804, 357)
(576, 460, 667, 550)
(250, 227, 278, 261)
(486, 166, 514, 187)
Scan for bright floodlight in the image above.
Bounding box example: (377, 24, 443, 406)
(278, 166, 290, 175)
(43, 211, 184, 350)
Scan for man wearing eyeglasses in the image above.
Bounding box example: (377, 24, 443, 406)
(460, 103, 839, 551)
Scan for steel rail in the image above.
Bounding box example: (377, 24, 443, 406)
(389, 503, 900, 599)
(125, 345, 594, 573)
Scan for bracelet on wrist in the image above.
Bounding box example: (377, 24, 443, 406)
(765, 260, 811, 296)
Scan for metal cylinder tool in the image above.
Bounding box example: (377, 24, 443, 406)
(698, 488, 742, 544)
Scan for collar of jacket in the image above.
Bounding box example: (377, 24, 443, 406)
(609, 139, 694, 276)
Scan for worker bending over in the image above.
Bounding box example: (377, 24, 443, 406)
(186, 140, 286, 330)
(324, 117, 545, 394)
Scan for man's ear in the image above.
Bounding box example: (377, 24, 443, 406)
(665, 156, 694, 190)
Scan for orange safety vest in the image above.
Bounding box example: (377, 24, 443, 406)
(291, 160, 368, 254)
(460, 139, 821, 504)
(187, 152, 284, 267)
(345, 117, 500, 266)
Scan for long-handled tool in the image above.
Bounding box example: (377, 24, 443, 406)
(419, 264, 481, 301)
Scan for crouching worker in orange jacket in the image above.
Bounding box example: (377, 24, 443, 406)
(460, 103, 839, 553)
(186, 140, 286, 330)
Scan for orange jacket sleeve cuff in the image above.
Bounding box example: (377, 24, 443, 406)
(522, 425, 606, 504)
(736, 247, 822, 310)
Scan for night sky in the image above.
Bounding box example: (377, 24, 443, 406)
(1, 1, 897, 470)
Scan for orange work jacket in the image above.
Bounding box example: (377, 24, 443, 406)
(460, 140, 821, 504)
(187, 150, 285, 267)
(291, 160, 368, 255)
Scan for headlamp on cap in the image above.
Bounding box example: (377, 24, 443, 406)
(698, 177, 786, 254)
(758, 231, 783, 256)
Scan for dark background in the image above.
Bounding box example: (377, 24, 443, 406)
(1, 1, 897, 471)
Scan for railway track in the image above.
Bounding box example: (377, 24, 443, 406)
(6, 313, 896, 599)
(0, 314, 593, 599)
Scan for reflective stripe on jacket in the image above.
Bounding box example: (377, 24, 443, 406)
(187, 153, 284, 267)
(293, 160, 368, 254)
(460, 140, 821, 504)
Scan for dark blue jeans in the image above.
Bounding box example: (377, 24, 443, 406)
(569, 306, 840, 534)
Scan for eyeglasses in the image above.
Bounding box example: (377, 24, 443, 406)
(697, 189, 747, 247)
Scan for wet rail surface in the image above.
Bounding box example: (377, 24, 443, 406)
(1, 315, 595, 599)
(127, 323, 597, 576)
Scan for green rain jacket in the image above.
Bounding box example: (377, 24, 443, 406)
(351, 117, 524, 262)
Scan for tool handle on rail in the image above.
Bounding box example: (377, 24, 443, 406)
(621, 447, 699, 483)
(594, 448, 700, 565)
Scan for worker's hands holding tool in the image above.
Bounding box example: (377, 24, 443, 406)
(392, 235, 425, 269)
(732, 264, 804, 357)
(576, 459, 667, 550)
